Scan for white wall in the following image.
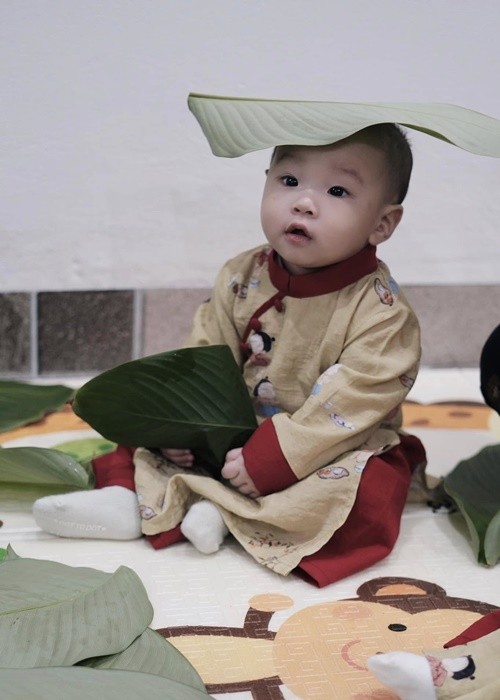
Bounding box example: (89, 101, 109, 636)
(2, 0, 500, 291)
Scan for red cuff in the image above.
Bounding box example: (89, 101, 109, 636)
(242, 418, 297, 495)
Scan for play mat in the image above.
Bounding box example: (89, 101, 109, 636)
(1, 368, 499, 699)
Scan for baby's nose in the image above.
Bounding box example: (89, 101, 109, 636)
(293, 194, 317, 216)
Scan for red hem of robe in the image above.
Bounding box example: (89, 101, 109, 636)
(90, 433, 427, 587)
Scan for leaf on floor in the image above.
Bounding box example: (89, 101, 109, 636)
(444, 444, 500, 566)
(0, 380, 75, 432)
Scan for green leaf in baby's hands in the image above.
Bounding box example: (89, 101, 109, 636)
(0, 380, 75, 432)
(72, 345, 257, 475)
(444, 444, 500, 566)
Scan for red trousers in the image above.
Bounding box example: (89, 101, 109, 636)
(92, 433, 426, 588)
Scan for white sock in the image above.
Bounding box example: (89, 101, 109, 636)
(180, 500, 228, 554)
(33, 486, 142, 540)
(367, 652, 436, 700)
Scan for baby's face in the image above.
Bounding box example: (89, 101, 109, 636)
(260, 140, 399, 275)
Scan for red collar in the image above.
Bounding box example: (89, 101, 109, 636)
(268, 245, 378, 298)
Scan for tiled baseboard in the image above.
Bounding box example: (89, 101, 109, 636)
(403, 285, 500, 369)
(0, 293, 31, 373)
(1, 286, 498, 377)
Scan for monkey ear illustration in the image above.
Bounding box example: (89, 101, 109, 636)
(354, 577, 448, 611)
(249, 593, 294, 613)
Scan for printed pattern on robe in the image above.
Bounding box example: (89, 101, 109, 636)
(253, 377, 281, 417)
(248, 330, 275, 366)
(311, 364, 357, 431)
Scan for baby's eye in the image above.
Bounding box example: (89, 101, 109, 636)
(328, 186, 348, 197)
(281, 176, 298, 187)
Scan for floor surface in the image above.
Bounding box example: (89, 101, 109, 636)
(1, 368, 499, 699)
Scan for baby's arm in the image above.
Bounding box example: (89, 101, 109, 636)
(222, 448, 261, 498)
(241, 304, 421, 496)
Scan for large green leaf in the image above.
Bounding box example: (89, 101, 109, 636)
(0, 549, 154, 668)
(79, 627, 206, 692)
(0, 667, 213, 699)
(188, 93, 500, 158)
(0, 380, 75, 432)
(0, 446, 92, 490)
(72, 345, 257, 475)
(444, 444, 500, 566)
(0, 548, 209, 696)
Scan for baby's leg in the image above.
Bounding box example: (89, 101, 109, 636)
(33, 486, 142, 540)
(180, 500, 228, 554)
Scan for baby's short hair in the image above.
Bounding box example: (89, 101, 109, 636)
(350, 123, 413, 204)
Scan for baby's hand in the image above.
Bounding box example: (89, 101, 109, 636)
(160, 448, 194, 468)
(221, 448, 261, 498)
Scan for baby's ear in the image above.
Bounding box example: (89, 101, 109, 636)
(369, 204, 404, 245)
(367, 651, 436, 700)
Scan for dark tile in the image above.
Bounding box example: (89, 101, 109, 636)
(404, 285, 500, 368)
(0, 293, 31, 373)
(38, 291, 134, 373)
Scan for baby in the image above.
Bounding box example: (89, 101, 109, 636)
(34, 123, 426, 587)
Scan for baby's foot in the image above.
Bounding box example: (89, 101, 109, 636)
(180, 500, 228, 554)
(33, 486, 142, 540)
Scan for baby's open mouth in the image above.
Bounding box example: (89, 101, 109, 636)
(285, 226, 311, 239)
